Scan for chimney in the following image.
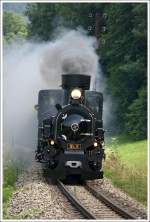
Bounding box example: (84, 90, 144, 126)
(61, 74, 91, 90)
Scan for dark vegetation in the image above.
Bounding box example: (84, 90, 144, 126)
(100, 4, 147, 140)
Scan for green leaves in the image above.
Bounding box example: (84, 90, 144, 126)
(26, 3, 63, 40)
(125, 87, 147, 140)
(25, 3, 106, 40)
(100, 3, 147, 139)
(3, 11, 28, 44)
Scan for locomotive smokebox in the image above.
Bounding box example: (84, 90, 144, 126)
(62, 74, 91, 90)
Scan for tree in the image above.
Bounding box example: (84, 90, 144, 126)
(26, 3, 105, 40)
(125, 87, 147, 140)
(26, 3, 59, 40)
(100, 3, 147, 139)
(3, 11, 28, 44)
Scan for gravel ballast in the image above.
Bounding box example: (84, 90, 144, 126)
(7, 165, 83, 219)
(67, 185, 123, 219)
(5, 164, 147, 220)
(87, 178, 147, 219)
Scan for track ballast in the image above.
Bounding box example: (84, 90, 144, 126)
(57, 179, 136, 220)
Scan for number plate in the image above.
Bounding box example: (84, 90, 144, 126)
(67, 144, 81, 150)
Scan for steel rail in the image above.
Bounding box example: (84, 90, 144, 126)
(57, 180, 96, 219)
(85, 183, 136, 219)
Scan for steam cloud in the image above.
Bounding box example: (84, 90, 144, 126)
(3, 29, 108, 166)
(40, 30, 99, 89)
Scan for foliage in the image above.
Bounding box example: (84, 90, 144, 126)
(104, 137, 147, 205)
(125, 87, 147, 140)
(26, 3, 105, 40)
(3, 11, 28, 44)
(100, 3, 147, 139)
(26, 3, 59, 40)
(3, 165, 18, 203)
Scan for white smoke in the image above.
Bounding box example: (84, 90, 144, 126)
(40, 30, 99, 89)
(3, 43, 45, 166)
(3, 30, 101, 166)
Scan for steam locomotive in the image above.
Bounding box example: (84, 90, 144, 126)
(35, 74, 105, 180)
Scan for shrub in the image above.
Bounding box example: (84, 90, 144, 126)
(125, 87, 147, 140)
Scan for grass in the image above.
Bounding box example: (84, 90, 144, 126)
(103, 135, 147, 205)
(3, 144, 28, 215)
(3, 163, 22, 219)
(3, 165, 18, 203)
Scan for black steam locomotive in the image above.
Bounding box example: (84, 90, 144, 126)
(35, 74, 105, 180)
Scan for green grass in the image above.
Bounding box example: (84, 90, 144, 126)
(3, 164, 20, 219)
(3, 165, 18, 203)
(104, 136, 147, 205)
(117, 140, 147, 170)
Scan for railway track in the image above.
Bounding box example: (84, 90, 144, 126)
(57, 179, 136, 220)
(57, 180, 95, 219)
(85, 182, 136, 219)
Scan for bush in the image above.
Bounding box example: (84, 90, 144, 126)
(125, 87, 147, 140)
(3, 11, 28, 44)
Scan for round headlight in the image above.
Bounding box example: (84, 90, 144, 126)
(71, 89, 81, 99)
(50, 140, 55, 145)
(94, 142, 98, 147)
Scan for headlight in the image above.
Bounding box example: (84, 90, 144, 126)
(94, 142, 98, 147)
(50, 140, 55, 145)
(71, 89, 81, 99)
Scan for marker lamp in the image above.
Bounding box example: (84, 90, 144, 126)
(71, 89, 81, 100)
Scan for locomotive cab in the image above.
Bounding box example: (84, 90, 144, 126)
(35, 74, 105, 180)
